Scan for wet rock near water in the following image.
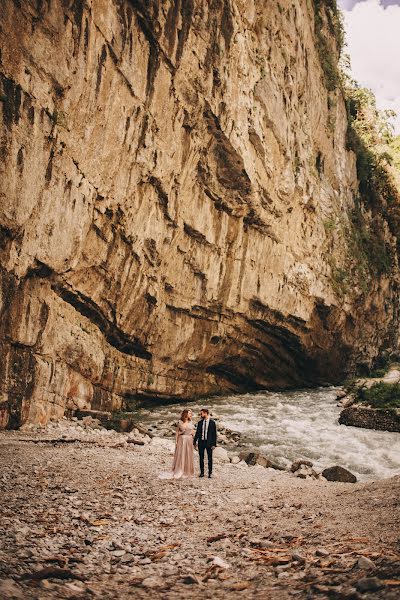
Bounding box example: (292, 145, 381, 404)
(337, 393, 356, 409)
(290, 459, 320, 479)
(338, 364, 400, 433)
(322, 465, 357, 483)
(339, 406, 400, 433)
(290, 459, 313, 472)
(238, 450, 284, 470)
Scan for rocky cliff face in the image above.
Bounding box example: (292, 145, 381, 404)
(1, 0, 399, 427)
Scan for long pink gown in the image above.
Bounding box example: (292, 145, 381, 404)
(159, 420, 195, 479)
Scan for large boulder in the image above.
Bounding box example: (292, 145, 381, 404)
(322, 465, 357, 483)
(339, 406, 400, 432)
(213, 447, 230, 463)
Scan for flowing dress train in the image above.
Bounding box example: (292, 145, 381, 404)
(159, 420, 194, 479)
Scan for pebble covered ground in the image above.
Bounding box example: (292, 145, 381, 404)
(0, 421, 399, 600)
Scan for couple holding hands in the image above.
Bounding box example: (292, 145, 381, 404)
(159, 408, 217, 480)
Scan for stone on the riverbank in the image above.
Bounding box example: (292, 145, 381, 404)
(127, 438, 145, 446)
(292, 551, 306, 564)
(339, 405, 400, 433)
(182, 574, 202, 584)
(239, 450, 273, 468)
(141, 576, 165, 589)
(295, 465, 319, 479)
(230, 455, 240, 464)
(290, 459, 313, 472)
(134, 423, 155, 438)
(211, 556, 231, 569)
(290, 459, 319, 479)
(213, 447, 230, 463)
(355, 577, 383, 593)
(322, 466, 357, 483)
(337, 394, 356, 408)
(357, 556, 375, 570)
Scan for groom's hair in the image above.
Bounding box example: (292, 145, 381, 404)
(200, 408, 209, 415)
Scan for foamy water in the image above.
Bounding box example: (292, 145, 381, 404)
(137, 387, 400, 482)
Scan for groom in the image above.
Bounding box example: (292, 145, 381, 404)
(193, 409, 217, 478)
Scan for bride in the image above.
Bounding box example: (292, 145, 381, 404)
(159, 409, 195, 479)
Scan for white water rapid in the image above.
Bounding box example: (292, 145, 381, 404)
(137, 387, 400, 482)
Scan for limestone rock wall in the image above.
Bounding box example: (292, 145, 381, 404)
(1, 0, 399, 427)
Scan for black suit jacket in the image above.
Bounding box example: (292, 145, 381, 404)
(194, 418, 217, 448)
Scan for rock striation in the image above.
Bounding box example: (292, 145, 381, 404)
(1, 0, 399, 427)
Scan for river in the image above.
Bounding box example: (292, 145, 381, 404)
(137, 387, 400, 482)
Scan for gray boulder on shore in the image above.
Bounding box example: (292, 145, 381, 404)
(322, 465, 357, 483)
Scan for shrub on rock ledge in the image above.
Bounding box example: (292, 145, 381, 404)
(356, 382, 400, 410)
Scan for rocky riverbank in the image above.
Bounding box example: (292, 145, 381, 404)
(1, 422, 399, 599)
(339, 406, 400, 433)
(337, 365, 400, 433)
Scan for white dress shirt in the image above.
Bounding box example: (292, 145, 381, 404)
(202, 417, 210, 441)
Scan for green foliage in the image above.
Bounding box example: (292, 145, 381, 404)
(343, 377, 358, 393)
(345, 85, 399, 210)
(323, 217, 336, 232)
(368, 368, 387, 379)
(52, 109, 69, 129)
(313, 0, 345, 91)
(331, 267, 349, 295)
(328, 257, 349, 296)
(350, 204, 392, 276)
(356, 382, 400, 410)
(388, 135, 400, 172)
(338, 50, 400, 267)
(311, 2, 399, 291)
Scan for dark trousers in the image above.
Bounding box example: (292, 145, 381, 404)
(198, 442, 213, 475)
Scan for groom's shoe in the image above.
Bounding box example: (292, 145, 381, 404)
(199, 473, 204, 478)
(208, 474, 212, 478)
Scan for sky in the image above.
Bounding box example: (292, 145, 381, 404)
(338, 0, 400, 134)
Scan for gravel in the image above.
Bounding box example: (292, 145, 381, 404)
(0, 422, 399, 599)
